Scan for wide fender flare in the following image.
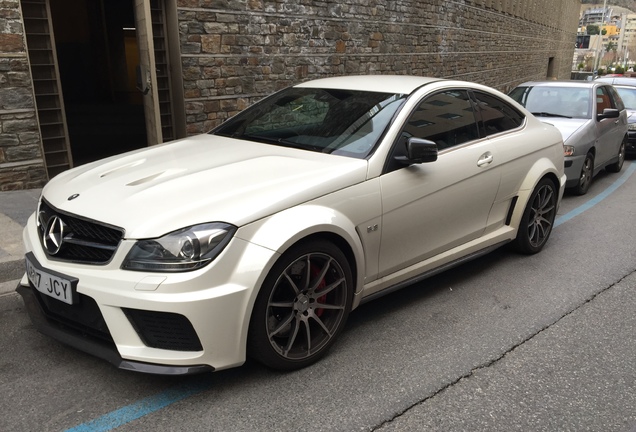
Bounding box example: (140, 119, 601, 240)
(236, 203, 366, 296)
(508, 157, 564, 228)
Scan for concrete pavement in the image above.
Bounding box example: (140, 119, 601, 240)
(0, 189, 41, 295)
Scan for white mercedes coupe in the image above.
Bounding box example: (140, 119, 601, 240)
(18, 75, 566, 374)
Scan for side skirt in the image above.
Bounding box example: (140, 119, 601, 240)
(359, 240, 510, 305)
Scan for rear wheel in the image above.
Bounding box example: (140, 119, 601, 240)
(511, 178, 557, 254)
(606, 138, 626, 173)
(572, 152, 594, 195)
(248, 240, 353, 371)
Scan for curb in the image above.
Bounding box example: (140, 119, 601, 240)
(0, 259, 23, 284)
(0, 278, 20, 296)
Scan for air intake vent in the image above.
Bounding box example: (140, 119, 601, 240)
(123, 308, 203, 352)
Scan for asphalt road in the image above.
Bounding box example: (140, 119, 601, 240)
(1, 161, 636, 432)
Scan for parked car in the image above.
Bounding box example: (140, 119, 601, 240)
(596, 76, 636, 156)
(509, 80, 627, 195)
(17, 76, 566, 374)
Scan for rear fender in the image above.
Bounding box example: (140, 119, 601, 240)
(508, 158, 564, 228)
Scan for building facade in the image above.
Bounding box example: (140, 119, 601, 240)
(580, 6, 612, 26)
(1, 0, 580, 190)
(620, 13, 636, 60)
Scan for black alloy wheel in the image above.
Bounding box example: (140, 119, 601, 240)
(606, 139, 626, 173)
(248, 240, 353, 370)
(573, 152, 594, 195)
(512, 178, 557, 254)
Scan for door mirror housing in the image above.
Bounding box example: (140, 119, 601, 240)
(405, 138, 438, 164)
(598, 108, 620, 120)
(392, 137, 438, 168)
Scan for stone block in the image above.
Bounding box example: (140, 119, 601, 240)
(3, 119, 37, 133)
(0, 133, 19, 146)
(0, 88, 33, 110)
(5, 144, 41, 161)
(0, 33, 23, 53)
(201, 34, 221, 53)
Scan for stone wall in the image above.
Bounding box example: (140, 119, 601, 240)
(0, 0, 46, 191)
(177, 0, 581, 134)
(0, 0, 580, 190)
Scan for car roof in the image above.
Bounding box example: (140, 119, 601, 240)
(595, 77, 636, 86)
(515, 80, 606, 89)
(295, 75, 442, 94)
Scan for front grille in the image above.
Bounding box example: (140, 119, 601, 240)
(123, 308, 203, 352)
(31, 286, 114, 343)
(38, 200, 124, 264)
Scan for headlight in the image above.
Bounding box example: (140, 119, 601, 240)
(628, 123, 636, 131)
(122, 223, 236, 272)
(563, 145, 575, 157)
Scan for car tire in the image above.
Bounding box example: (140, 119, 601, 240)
(606, 138, 626, 173)
(248, 239, 353, 371)
(511, 178, 557, 255)
(573, 152, 594, 195)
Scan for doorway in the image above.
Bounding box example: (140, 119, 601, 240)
(49, 0, 147, 166)
(22, 0, 183, 178)
(547, 57, 556, 79)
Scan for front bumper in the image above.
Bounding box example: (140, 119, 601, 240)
(17, 282, 213, 375)
(564, 153, 586, 188)
(19, 214, 278, 373)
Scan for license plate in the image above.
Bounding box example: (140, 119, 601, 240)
(25, 253, 78, 305)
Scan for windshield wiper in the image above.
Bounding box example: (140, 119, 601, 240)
(242, 134, 322, 152)
(531, 112, 572, 119)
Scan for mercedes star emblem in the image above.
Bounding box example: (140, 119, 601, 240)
(43, 216, 66, 255)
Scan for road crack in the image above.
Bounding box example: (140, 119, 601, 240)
(372, 268, 636, 431)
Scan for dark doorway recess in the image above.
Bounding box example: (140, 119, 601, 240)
(50, 0, 147, 165)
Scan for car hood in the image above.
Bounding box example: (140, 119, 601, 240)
(627, 109, 636, 123)
(41, 134, 368, 238)
(537, 118, 589, 143)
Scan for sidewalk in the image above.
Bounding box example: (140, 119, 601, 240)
(0, 189, 41, 294)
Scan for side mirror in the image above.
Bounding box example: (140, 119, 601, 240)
(394, 138, 438, 165)
(406, 138, 438, 163)
(597, 108, 620, 120)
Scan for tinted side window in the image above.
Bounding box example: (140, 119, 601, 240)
(472, 91, 525, 137)
(596, 86, 613, 113)
(400, 90, 479, 151)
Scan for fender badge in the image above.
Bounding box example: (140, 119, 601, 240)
(68, 193, 80, 201)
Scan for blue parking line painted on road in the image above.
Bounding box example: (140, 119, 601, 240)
(64, 163, 635, 432)
(554, 161, 636, 228)
(65, 381, 209, 432)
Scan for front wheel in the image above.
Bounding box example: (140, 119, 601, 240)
(572, 152, 594, 196)
(511, 178, 557, 254)
(606, 138, 626, 173)
(248, 240, 353, 371)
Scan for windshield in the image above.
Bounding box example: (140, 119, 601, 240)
(614, 86, 636, 110)
(509, 86, 592, 119)
(212, 87, 406, 159)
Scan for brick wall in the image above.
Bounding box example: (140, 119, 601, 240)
(0, 0, 46, 191)
(177, 0, 581, 134)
